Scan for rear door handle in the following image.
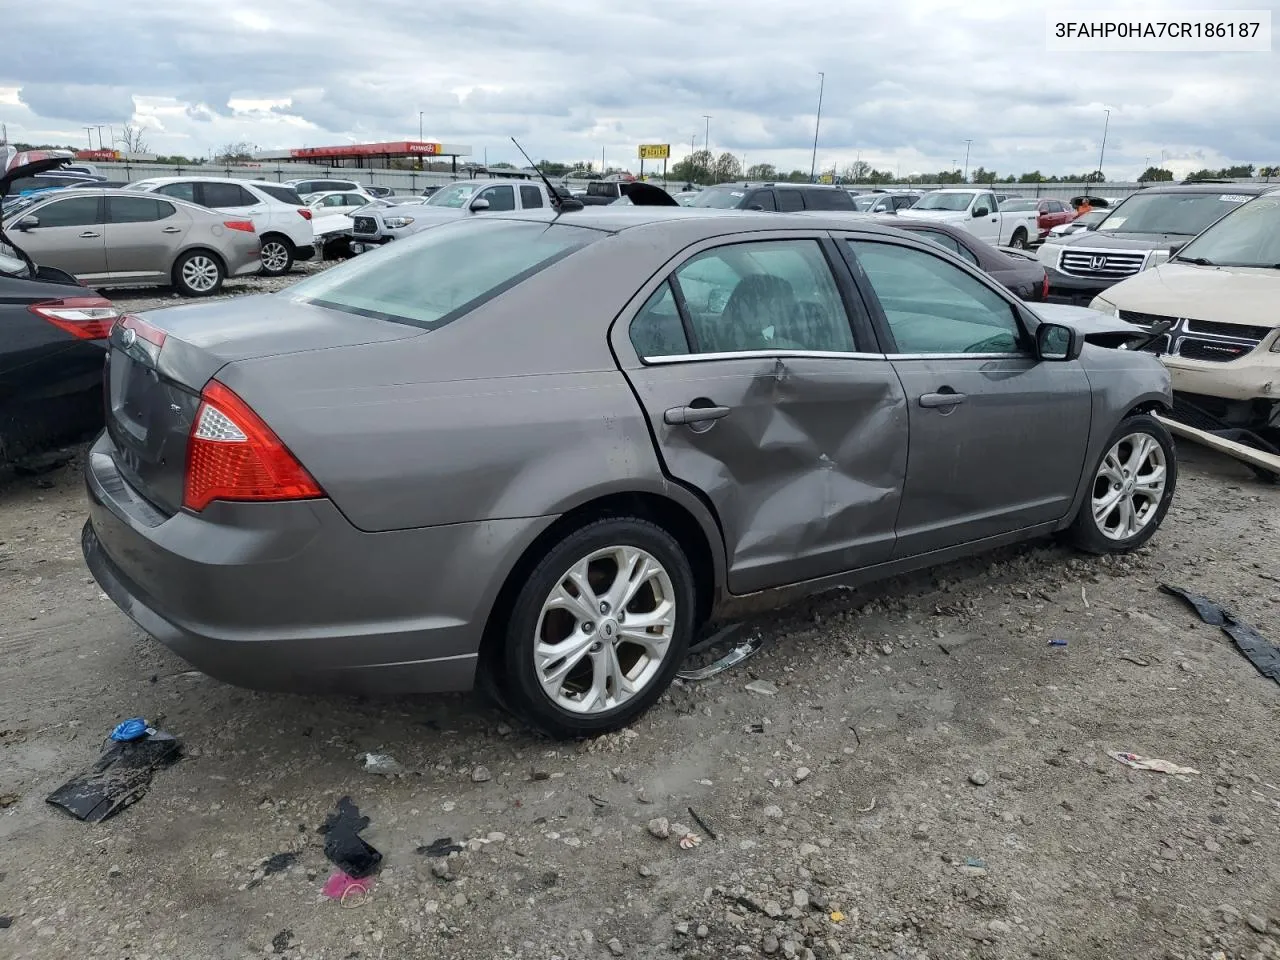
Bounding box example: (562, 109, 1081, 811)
(79, 231, 101, 238)
(664, 404, 731, 425)
(919, 391, 967, 408)
(160, 226, 182, 233)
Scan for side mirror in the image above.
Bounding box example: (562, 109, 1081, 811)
(1036, 321, 1082, 361)
(469, 198, 490, 212)
(747, 203, 764, 211)
(15, 215, 39, 231)
(973, 207, 989, 218)
(1168, 242, 1186, 257)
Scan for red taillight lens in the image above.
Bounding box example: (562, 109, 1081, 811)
(224, 220, 256, 233)
(183, 380, 322, 512)
(115, 313, 168, 347)
(29, 296, 121, 340)
(1041, 273, 1050, 300)
(298, 208, 313, 220)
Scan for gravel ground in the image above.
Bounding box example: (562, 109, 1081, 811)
(2, 402, 1280, 959)
(106, 257, 336, 315)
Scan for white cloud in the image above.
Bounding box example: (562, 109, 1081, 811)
(0, 0, 1275, 179)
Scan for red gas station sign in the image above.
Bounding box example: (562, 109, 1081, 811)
(288, 141, 442, 159)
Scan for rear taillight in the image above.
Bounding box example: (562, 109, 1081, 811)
(224, 220, 256, 233)
(298, 208, 313, 220)
(29, 296, 121, 340)
(1041, 273, 1050, 301)
(184, 380, 322, 512)
(115, 313, 168, 347)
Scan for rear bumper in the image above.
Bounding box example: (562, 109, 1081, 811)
(81, 433, 555, 694)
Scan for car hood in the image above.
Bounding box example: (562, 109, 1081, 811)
(1095, 261, 1280, 329)
(1030, 302, 1144, 336)
(313, 214, 354, 238)
(1053, 230, 1185, 251)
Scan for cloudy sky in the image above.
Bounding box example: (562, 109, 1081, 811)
(1, 0, 1276, 180)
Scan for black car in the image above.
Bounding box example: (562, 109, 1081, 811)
(0, 148, 119, 464)
(689, 182, 857, 212)
(876, 217, 1049, 301)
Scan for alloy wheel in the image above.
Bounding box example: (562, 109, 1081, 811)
(533, 545, 676, 715)
(261, 241, 290, 273)
(181, 255, 220, 293)
(1091, 432, 1167, 541)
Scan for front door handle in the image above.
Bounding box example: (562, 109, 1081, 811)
(665, 404, 731, 425)
(160, 226, 182, 233)
(79, 231, 101, 238)
(919, 391, 967, 409)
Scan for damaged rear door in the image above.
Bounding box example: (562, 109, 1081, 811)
(611, 232, 909, 595)
(841, 235, 1092, 557)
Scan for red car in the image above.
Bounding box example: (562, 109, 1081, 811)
(1000, 198, 1076, 242)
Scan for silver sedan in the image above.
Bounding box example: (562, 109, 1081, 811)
(2, 188, 261, 296)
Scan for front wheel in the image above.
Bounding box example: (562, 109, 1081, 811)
(496, 518, 696, 738)
(1066, 414, 1177, 553)
(1008, 230, 1029, 249)
(172, 250, 225, 297)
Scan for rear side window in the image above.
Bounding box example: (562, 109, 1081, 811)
(520, 185, 544, 209)
(107, 196, 174, 223)
(286, 220, 599, 330)
(201, 182, 255, 208)
(804, 189, 855, 211)
(776, 190, 804, 213)
(258, 185, 305, 205)
(320, 180, 358, 193)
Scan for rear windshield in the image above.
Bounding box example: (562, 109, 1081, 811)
(258, 184, 305, 205)
(1097, 191, 1254, 235)
(586, 182, 617, 197)
(285, 220, 599, 330)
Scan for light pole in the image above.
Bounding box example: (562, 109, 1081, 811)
(702, 115, 711, 183)
(84, 127, 93, 150)
(1096, 108, 1111, 183)
(809, 71, 825, 183)
(962, 139, 973, 182)
(418, 112, 423, 142)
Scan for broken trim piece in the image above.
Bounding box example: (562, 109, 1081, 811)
(1160, 584, 1280, 684)
(677, 625, 765, 681)
(1155, 414, 1280, 481)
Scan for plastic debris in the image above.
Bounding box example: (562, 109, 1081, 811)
(361, 753, 404, 776)
(1160, 584, 1280, 684)
(1048, 638, 1068, 647)
(830, 911, 846, 923)
(678, 625, 765, 681)
(109, 718, 153, 742)
(416, 837, 463, 857)
(687, 805, 717, 840)
(319, 796, 383, 879)
(745, 680, 779, 696)
(677, 832, 702, 850)
(46, 727, 181, 822)
(322, 870, 374, 902)
(1107, 751, 1200, 775)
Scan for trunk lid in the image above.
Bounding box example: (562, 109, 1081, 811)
(105, 294, 423, 514)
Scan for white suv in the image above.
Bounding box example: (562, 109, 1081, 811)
(125, 177, 316, 276)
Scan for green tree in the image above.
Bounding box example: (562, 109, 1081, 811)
(1137, 166, 1174, 182)
(670, 149, 712, 184)
(970, 166, 996, 184)
(712, 152, 742, 184)
(1186, 168, 1218, 181)
(843, 159, 871, 183)
(1220, 163, 1255, 178)
(1261, 165, 1280, 179)
(214, 141, 254, 164)
(745, 162, 776, 181)
(1017, 171, 1045, 183)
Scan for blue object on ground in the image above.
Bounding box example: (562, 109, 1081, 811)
(110, 718, 149, 742)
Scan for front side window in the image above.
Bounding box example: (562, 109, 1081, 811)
(746, 190, 776, 211)
(286, 220, 597, 330)
(30, 196, 101, 227)
(672, 239, 856, 354)
(847, 240, 1023, 355)
(478, 185, 516, 211)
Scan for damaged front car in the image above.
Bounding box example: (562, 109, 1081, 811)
(1091, 190, 1280, 481)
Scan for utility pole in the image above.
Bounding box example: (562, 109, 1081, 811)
(809, 71, 825, 183)
(601, 146, 606, 173)
(84, 127, 94, 149)
(95, 125, 106, 150)
(702, 115, 712, 184)
(418, 112, 423, 141)
(962, 139, 973, 182)
(1097, 108, 1111, 183)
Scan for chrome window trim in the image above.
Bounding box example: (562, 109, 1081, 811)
(642, 349, 887, 365)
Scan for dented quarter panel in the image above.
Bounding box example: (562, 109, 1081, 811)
(889, 357, 1093, 557)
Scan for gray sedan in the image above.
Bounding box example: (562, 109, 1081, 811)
(2, 188, 261, 296)
(82, 210, 1176, 737)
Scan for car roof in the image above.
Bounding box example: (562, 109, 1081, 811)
(1135, 182, 1272, 195)
(700, 181, 849, 192)
(133, 176, 297, 189)
(10, 187, 220, 215)
(483, 207, 921, 239)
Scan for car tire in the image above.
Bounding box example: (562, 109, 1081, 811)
(172, 250, 225, 297)
(1008, 229, 1029, 249)
(258, 235, 295, 276)
(496, 517, 697, 739)
(1066, 414, 1177, 554)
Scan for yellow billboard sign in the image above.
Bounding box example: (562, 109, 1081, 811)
(638, 144, 671, 160)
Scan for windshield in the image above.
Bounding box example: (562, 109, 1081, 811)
(286, 220, 599, 329)
(690, 188, 747, 209)
(1172, 194, 1280, 267)
(1000, 199, 1038, 212)
(911, 192, 975, 212)
(426, 183, 483, 208)
(1096, 191, 1252, 236)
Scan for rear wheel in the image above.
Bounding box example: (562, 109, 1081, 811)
(1008, 229, 1029, 249)
(1067, 414, 1177, 553)
(173, 250, 224, 297)
(496, 518, 696, 738)
(258, 235, 295, 276)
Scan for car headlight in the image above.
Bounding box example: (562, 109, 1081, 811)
(1090, 297, 1118, 316)
(383, 217, 414, 229)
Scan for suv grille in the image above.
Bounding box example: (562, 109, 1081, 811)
(1058, 248, 1146, 279)
(1117, 310, 1268, 364)
(352, 216, 377, 236)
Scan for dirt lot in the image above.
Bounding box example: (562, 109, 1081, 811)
(1, 280, 1280, 959)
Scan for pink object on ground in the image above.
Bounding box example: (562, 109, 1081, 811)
(322, 871, 374, 900)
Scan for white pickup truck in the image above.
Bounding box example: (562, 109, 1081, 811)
(898, 189, 1040, 249)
